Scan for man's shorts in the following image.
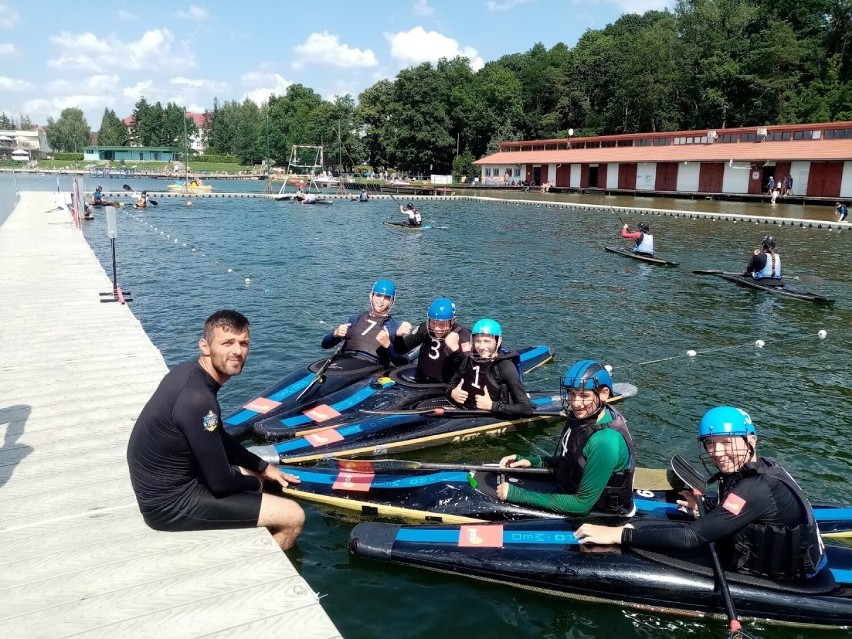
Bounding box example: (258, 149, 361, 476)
(140, 480, 262, 532)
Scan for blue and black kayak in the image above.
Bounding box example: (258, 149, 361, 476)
(248, 381, 637, 466)
(383, 221, 432, 230)
(349, 518, 852, 628)
(694, 270, 834, 303)
(250, 345, 553, 442)
(605, 246, 679, 266)
(278, 462, 852, 536)
(223, 354, 386, 436)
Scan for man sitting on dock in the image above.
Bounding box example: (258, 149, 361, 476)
(127, 310, 305, 551)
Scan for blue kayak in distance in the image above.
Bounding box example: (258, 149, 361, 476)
(277, 463, 852, 537)
(349, 518, 852, 629)
(249, 345, 554, 443)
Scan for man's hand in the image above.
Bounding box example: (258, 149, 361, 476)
(499, 455, 531, 468)
(261, 465, 301, 490)
(496, 480, 510, 500)
(334, 323, 351, 338)
(396, 321, 412, 336)
(376, 327, 391, 348)
(450, 380, 467, 404)
(475, 386, 493, 411)
(444, 331, 460, 352)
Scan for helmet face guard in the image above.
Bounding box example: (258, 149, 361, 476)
(427, 298, 456, 338)
(470, 318, 502, 362)
(560, 360, 613, 413)
(370, 279, 396, 313)
(697, 406, 756, 472)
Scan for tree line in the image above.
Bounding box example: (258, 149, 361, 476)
(40, 0, 852, 174)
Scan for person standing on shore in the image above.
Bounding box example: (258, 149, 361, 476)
(836, 202, 848, 222)
(127, 310, 304, 551)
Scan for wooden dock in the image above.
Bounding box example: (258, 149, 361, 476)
(0, 192, 342, 639)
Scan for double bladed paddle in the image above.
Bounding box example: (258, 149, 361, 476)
(122, 183, 158, 205)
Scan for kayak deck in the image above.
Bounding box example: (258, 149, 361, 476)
(604, 246, 679, 266)
(714, 272, 834, 303)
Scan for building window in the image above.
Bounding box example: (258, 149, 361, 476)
(484, 168, 490, 176)
(653, 137, 671, 146)
(766, 131, 791, 141)
(740, 133, 757, 142)
(615, 139, 631, 147)
(825, 128, 852, 139)
(514, 168, 521, 177)
(717, 134, 737, 143)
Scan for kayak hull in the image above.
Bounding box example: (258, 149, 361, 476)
(384, 221, 432, 230)
(349, 518, 852, 628)
(714, 273, 834, 303)
(604, 246, 678, 266)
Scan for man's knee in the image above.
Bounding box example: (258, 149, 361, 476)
(259, 493, 305, 531)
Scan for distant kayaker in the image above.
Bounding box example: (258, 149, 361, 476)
(448, 319, 532, 417)
(126, 310, 305, 551)
(322, 279, 411, 366)
(837, 202, 848, 222)
(359, 189, 369, 202)
(393, 297, 471, 383)
(135, 190, 148, 208)
(621, 220, 654, 256)
(743, 234, 781, 283)
(576, 406, 829, 585)
(496, 360, 635, 516)
(92, 186, 104, 206)
(400, 202, 422, 227)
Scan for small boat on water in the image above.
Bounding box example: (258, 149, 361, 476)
(694, 270, 834, 303)
(349, 518, 852, 629)
(605, 246, 679, 266)
(384, 221, 432, 231)
(167, 181, 213, 192)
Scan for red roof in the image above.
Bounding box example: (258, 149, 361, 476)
(476, 139, 852, 165)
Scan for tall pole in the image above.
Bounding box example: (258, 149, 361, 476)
(265, 110, 271, 194)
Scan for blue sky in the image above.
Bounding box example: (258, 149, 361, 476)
(0, 0, 672, 128)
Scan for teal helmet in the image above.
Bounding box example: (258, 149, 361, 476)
(371, 279, 396, 299)
(470, 318, 502, 361)
(562, 360, 613, 394)
(698, 406, 756, 439)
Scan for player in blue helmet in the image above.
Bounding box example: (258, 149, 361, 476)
(447, 318, 531, 416)
(621, 219, 654, 256)
(321, 279, 410, 367)
(399, 201, 422, 227)
(392, 297, 471, 384)
(497, 359, 635, 517)
(576, 405, 827, 584)
(743, 234, 781, 282)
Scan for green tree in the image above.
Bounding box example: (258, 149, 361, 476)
(452, 151, 476, 181)
(97, 108, 128, 146)
(356, 80, 395, 170)
(45, 107, 91, 152)
(0, 112, 16, 129)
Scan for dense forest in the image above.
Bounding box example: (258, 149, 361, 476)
(38, 0, 852, 174)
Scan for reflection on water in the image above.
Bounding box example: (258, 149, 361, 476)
(3, 173, 849, 639)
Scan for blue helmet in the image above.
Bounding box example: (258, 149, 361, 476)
(428, 298, 456, 321)
(471, 318, 501, 337)
(371, 279, 396, 299)
(562, 360, 613, 394)
(698, 406, 756, 439)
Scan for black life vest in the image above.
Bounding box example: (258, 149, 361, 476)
(342, 312, 391, 363)
(417, 324, 471, 383)
(719, 458, 826, 581)
(455, 351, 520, 410)
(553, 406, 635, 516)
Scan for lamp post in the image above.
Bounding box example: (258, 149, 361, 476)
(265, 110, 271, 194)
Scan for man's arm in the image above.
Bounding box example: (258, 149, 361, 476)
(491, 360, 533, 416)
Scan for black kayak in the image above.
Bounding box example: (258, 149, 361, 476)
(223, 354, 386, 436)
(249, 345, 553, 442)
(383, 221, 432, 230)
(248, 381, 637, 465)
(349, 518, 852, 628)
(694, 270, 834, 303)
(604, 246, 679, 266)
(278, 464, 852, 536)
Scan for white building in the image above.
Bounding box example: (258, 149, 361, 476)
(0, 129, 51, 160)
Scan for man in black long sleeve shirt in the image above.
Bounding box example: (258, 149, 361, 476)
(576, 406, 827, 583)
(127, 310, 304, 550)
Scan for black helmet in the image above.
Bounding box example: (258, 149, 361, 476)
(638, 221, 650, 233)
(141, 190, 147, 195)
(762, 235, 776, 250)
(406, 202, 414, 209)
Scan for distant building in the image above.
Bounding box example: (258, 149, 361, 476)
(121, 112, 208, 154)
(83, 146, 177, 162)
(475, 121, 852, 199)
(0, 128, 51, 160)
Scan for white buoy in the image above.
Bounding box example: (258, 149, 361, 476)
(818, 329, 827, 339)
(755, 340, 765, 348)
(227, 268, 233, 273)
(687, 350, 697, 357)
(244, 277, 251, 285)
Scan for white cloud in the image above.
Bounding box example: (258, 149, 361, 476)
(485, 0, 534, 10)
(385, 27, 484, 71)
(47, 74, 121, 94)
(0, 76, 33, 91)
(0, 42, 15, 56)
(48, 29, 193, 72)
(173, 4, 211, 21)
(292, 32, 378, 70)
(241, 70, 292, 105)
(614, 0, 672, 11)
(123, 80, 156, 100)
(21, 94, 112, 122)
(170, 77, 229, 91)
(116, 9, 138, 21)
(413, 0, 435, 16)
(0, 3, 20, 28)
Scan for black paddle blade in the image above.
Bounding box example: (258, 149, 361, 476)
(122, 184, 132, 191)
(148, 199, 158, 206)
(671, 455, 708, 496)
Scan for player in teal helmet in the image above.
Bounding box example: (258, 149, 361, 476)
(497, 359, 635, 517)
(321, 279, 411, 367)
(576, 405, 828, 584)
(392, 297, 471, 383)
(447, 318, 532, 416)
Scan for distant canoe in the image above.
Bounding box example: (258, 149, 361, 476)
(167, 182, 213, 192)
(604, 246, 679, 266)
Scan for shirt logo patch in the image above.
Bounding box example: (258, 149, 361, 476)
(722, 493, 746, 515)
(202, 410, 219, 432)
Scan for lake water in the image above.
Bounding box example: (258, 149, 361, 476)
(3, 173, 850, 638)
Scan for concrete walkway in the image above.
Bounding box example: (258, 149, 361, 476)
(0, 192, 341, 638)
